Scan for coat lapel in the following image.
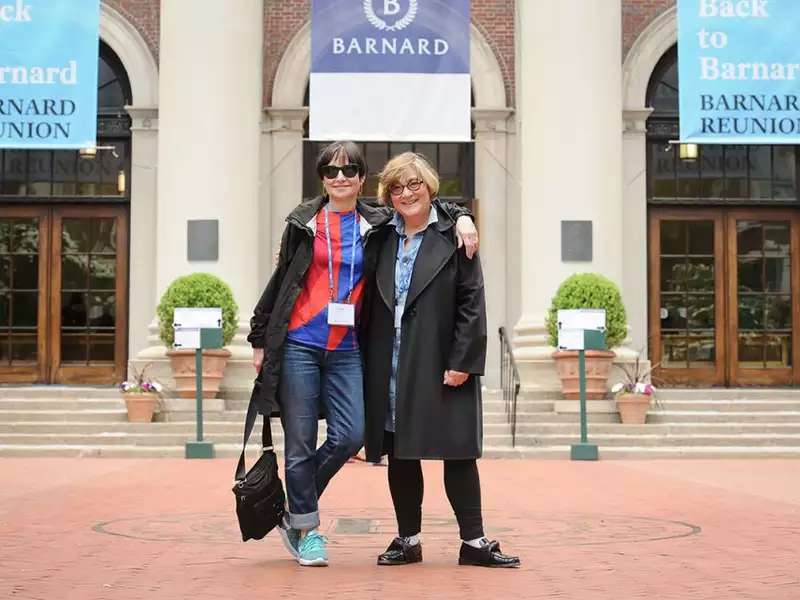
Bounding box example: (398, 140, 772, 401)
(405, 227, 455, 309)
(376, 228, 397, 312)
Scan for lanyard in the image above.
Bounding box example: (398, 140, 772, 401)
(324, 206, 359, 303)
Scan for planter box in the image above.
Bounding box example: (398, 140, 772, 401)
(166, 348, 231, 399)
(552, 350, 615, 399)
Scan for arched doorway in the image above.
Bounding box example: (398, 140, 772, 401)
(646, 45, 800, 386)
(0, 41, 132, 384)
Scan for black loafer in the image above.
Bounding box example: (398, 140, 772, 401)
(458, 540, 520, 568)
(377, 537, 423, 566)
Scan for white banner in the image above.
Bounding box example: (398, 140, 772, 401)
(310, 0, 471, 141)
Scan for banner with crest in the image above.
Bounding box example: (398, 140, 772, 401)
(310, 0, 471, 141)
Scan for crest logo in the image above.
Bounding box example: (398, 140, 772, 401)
(363, 0, 418, 32)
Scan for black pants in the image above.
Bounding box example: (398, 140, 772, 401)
(385, 432, 484, 540)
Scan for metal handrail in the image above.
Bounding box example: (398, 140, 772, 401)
(498, 326, 521, 447)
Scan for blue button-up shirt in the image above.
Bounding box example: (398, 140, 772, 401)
(386, 206, 439, 432)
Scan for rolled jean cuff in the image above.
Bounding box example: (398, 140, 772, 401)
(289, 510, 320, 531)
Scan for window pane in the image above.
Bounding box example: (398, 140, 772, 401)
(62, 219, 92, 253)
(724, 146, 748, 199)
(92, 219, 117, 253)
(737, 221, 762, 255)
(738, 257, 763, 292)
(100, 147, 125, 196)
(650, 143, 676, 198)
(11, 291, 37, 327)
(773, 146, 796, 200)
(415, 143, 437, 164)
(76, 155, 101, 195)
(738, 332, 764, 366)
(686, 258, 714, 291)
(52, 151, 77, 195)
(62, 255, 88, 290)
(89, 337, 115, 362)
(676, 150, 699, 197)
(61, 333, 87, 363)
(12, 219, 38, 253)
(10, 333, 36, 362)
(660, 221, 686, 254)
(749, 146, 772, 199)
(27, 151, 51, 196)
(2, 151, 27, 195)
(90, 257, 116, 289)
(688, 334, 715, 366)
(738, 295, 764, 330)
(0, 291, 8, 326)
(765, 258, 791, 293)
(439, 144, 459, 177)
(88, 292, 115, 327)
(765, 295, 792, 330)
(688, 294, 715, 329)
(661, 294, 687, 330)
(661, 258, 687, 292)
(62, 292, 88, 327)
(765, 334, 791, 367)
(12, 255, 37, 290)
(0, 220, 8, 253)
(699, 145, 723, 199)
(0, 256, 9, 289)
(687, 221, 714, 255)
(764, 223, 790, 255)
(661, 333, 687, 368)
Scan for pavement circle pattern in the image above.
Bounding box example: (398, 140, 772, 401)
(93, 509, 700, 548)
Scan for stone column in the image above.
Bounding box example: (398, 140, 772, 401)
(134, 0, 264, 403)
(125, 107, 158, 362)
(473, 108, 513, 388)
(622, 109, 654, 356)
(513, 0, 625, 390)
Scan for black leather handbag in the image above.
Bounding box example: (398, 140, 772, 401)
(232, 382, 285, 542)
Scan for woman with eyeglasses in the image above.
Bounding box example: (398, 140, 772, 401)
(362, 152, 520, 568)
(246, 141, 478, 567)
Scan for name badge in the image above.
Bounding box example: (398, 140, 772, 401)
(394, 304, 404, 329)
(328, 302, 355, 327)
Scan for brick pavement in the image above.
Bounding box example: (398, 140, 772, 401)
(1, 457, 799, 600)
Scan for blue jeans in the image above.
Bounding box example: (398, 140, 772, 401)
(279, 341, 364, 530)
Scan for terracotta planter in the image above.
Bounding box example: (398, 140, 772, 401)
(552, 350, 615, 399)
(123, 393, 159, 422)
(167, 348, 231, 399)
(616, 392, 652, 425)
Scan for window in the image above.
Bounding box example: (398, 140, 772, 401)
(0, 42, 132, 201)
(646, 46, 799, 205)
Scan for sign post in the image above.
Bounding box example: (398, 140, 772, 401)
(557, 309, 606, 461)
(173, 308, 223, 459)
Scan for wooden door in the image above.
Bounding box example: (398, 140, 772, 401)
(0, 205, 128, 384)
(650, 207, 800, 386)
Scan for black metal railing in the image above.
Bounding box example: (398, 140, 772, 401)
(499, 326, 521, 447)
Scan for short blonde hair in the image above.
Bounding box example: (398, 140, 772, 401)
(377, 152, 440, 205)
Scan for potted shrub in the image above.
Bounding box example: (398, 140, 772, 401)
(611, 355, 657, 424)
(156, 273, 239, 399)
(545, 273, 627, 399)
(119, 363, 163, 422)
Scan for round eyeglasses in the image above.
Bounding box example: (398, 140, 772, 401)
(389, 179, 423, 196)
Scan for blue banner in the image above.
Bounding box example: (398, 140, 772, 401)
(679, 0, 800, 143)
(311, 0, 470, 74)
(0, 0, 100, 149)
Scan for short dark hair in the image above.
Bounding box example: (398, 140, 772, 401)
(315, 141, 367, 179)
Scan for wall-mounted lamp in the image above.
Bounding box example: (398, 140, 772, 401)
(679, 143, 699, 161)
(79, 145, 119, 159)
(117, 170, 126, 194)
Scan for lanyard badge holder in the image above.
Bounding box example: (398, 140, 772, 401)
(325, 207, 358, 327)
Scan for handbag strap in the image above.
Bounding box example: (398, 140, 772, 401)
(234, 391, 274, 482)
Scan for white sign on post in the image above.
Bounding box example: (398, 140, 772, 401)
(557, 309, 606, 332)
(557, 329, 585, 351)
(173, 307, 222, 350)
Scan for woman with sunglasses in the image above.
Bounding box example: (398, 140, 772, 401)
(246, 141, 477, 567)
(362, 152, 520, 568)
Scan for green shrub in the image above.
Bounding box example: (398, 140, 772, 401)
(156, 273, 239, 347)
(545, 273, 628, 349)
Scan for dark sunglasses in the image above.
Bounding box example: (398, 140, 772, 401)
(319, 163, 361, 179)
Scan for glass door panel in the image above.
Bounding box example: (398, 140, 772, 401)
(729, 213, 798, 385)
(0, 208, 48, 382)
(51, 207, 127, 384)
(650, 212, 725, 385)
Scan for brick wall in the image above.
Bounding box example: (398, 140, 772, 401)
(103, 0, 160, 61)
(623, 0, 675, 62)
(262, 0, 516, 107)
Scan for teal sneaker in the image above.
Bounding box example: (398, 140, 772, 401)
(278, 515, 300, 559)
(297, 530, 328, 567)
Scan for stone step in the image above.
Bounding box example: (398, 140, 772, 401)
(0, 385, 119, 399)
(653, 399, 800, 411)
(0, 409, 128, 422)
(482, 445, 800, 459)
(654, 388, 800, 401)
(648, 411, 800, 423)
(509, 433, 800, 447)
(0, 398, 125, 411)
(511, 422, 800, 435)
